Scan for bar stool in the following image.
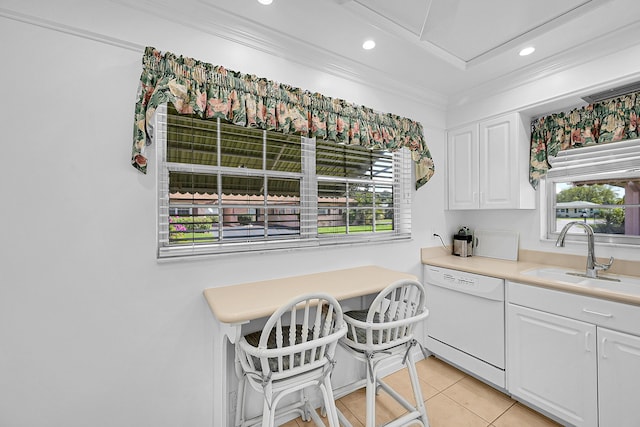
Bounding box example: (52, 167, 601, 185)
(234, 293, 347, 427)
(338, 279, 430, 427)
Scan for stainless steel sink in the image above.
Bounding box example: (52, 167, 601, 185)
(521, 267, 640, 297)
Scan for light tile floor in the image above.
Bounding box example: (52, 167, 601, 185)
(282, 355, 562, 427)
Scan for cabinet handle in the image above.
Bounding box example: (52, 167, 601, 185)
(601, 337, 608, 359)
(582, 308, 613, 318)
(585, 331, 592, 352)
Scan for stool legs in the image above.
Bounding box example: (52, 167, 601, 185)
(405, 351, 429, 426)
(365, 368, 377, 426)
(322, 376, 341, 426)
(362, 350, 429, 427)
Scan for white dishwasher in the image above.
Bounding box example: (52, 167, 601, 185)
(423, 265, 505, 389)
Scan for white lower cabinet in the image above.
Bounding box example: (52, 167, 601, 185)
(506, 281, 640, 427)
(597, 327, 640, 427)
(507, 303, 598, 426)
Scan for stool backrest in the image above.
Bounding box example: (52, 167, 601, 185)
(238, 293, 346, 380)
(344, 279, 428, 353)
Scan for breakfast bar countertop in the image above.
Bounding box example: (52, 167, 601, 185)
(203, 265, 417, 324)
(421, 247, 640, 307)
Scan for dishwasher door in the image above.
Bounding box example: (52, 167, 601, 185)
(423, 265, 505, 387)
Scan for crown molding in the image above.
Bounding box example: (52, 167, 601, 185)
(0, 7, 143, 52)
(0, 0, 446, 116)
(449, 19, 640, 108)
(1, 2, 447, 112)
(113, 0, 449, 112)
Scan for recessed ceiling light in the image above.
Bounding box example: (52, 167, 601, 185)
(257, 0, 273, 5)
(362, 39, 376, 50)
(519, 46, 535, 56)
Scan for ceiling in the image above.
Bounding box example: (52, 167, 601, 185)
(186, 0, 640, 108)
(3, 0, 640, 109)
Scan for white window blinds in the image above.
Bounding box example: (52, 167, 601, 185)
(154, 103, 412, 258)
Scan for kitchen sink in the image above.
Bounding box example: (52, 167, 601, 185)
(521, 267, 640, 297)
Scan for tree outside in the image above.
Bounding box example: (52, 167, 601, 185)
(344, 188, 393, 231)
(556, 185, 620, 205)
(556, 184, 625, 234)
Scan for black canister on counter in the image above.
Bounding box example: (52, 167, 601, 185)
(453, 227, 473, 257)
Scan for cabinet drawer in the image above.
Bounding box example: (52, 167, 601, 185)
(507, 281, 640, 336)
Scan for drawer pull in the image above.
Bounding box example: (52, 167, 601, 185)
(582, 308, 613, 318)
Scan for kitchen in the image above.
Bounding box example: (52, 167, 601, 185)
(2, 1, 640, 426)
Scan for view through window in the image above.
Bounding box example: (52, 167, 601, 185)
(155, 104, 411, 257)
(545, 140, 640, 245)
(552, 179, 640, 235)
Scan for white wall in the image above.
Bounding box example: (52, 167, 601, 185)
(0, 4, 446, 427)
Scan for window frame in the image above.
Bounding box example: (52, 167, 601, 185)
(542, 139, 640, 247)
(153, 104, 412, 258)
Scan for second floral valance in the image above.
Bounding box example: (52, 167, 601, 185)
(529, 91, 640, 189)
(131, 47, 435, 189)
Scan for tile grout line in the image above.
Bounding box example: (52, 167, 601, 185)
(487, 400, 518, 424)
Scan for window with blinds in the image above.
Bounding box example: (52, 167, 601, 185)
(543, 139, 640, 246)
(154, 104, 412, 258)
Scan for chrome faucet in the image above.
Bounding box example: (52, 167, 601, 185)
(556, 221, 614, 278)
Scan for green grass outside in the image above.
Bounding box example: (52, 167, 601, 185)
(317, 223, 393, 234)
(169, 222, 393, 242)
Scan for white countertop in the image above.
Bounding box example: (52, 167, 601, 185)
(421, 247, 640, 307)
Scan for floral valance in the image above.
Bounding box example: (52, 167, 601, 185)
(131, 47, 435, 189)
(529, 91, 640, 189)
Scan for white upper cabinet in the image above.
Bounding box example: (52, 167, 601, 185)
(447, 113, 535, 210)
(447, 123, 478, 209)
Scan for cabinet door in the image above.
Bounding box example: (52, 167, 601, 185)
(447, 123, 479, 209)
(479, 115, 517, 209)
(507, 303, 598, 427)
(598, 327, 640, 427)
